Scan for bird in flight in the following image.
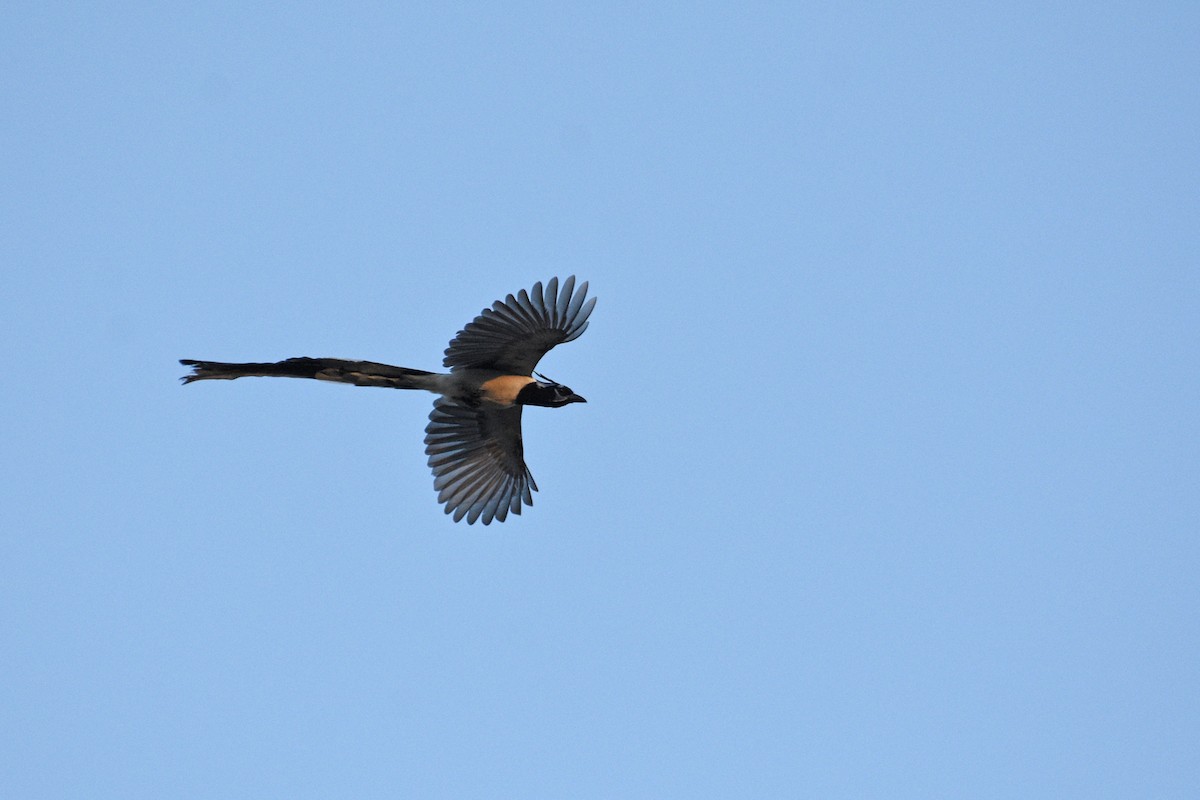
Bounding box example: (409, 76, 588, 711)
(180, 276, 596, 525)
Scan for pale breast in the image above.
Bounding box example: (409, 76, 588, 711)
(478, 374, 536, 407)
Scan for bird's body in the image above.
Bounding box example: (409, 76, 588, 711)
(181, 276, 595, 524)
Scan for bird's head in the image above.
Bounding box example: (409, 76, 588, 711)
(516, 373, 587, 408)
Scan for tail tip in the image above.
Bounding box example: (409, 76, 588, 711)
(179, 359, 204, 384)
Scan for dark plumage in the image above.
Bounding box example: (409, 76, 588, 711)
(181, 276, 595, 524)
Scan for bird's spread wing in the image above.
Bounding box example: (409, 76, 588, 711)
(443, 275, 596, 374)
(424, 398, 537, 525)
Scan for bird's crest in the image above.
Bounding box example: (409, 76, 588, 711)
(533, 371, 564, 388)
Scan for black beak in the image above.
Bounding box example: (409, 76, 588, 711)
(567, 393, 587, 404)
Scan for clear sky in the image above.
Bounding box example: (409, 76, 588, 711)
(2, 3, 1197, 798)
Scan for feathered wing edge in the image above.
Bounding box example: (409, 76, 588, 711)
(423, 399, 537, 525)
(442, 276, 597, 372)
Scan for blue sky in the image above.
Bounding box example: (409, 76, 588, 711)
(2, 3, 1197, 797)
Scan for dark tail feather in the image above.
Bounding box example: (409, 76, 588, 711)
(179, 357, 437, 390)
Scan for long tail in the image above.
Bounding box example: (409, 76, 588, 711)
(179, 357, 439, 390)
